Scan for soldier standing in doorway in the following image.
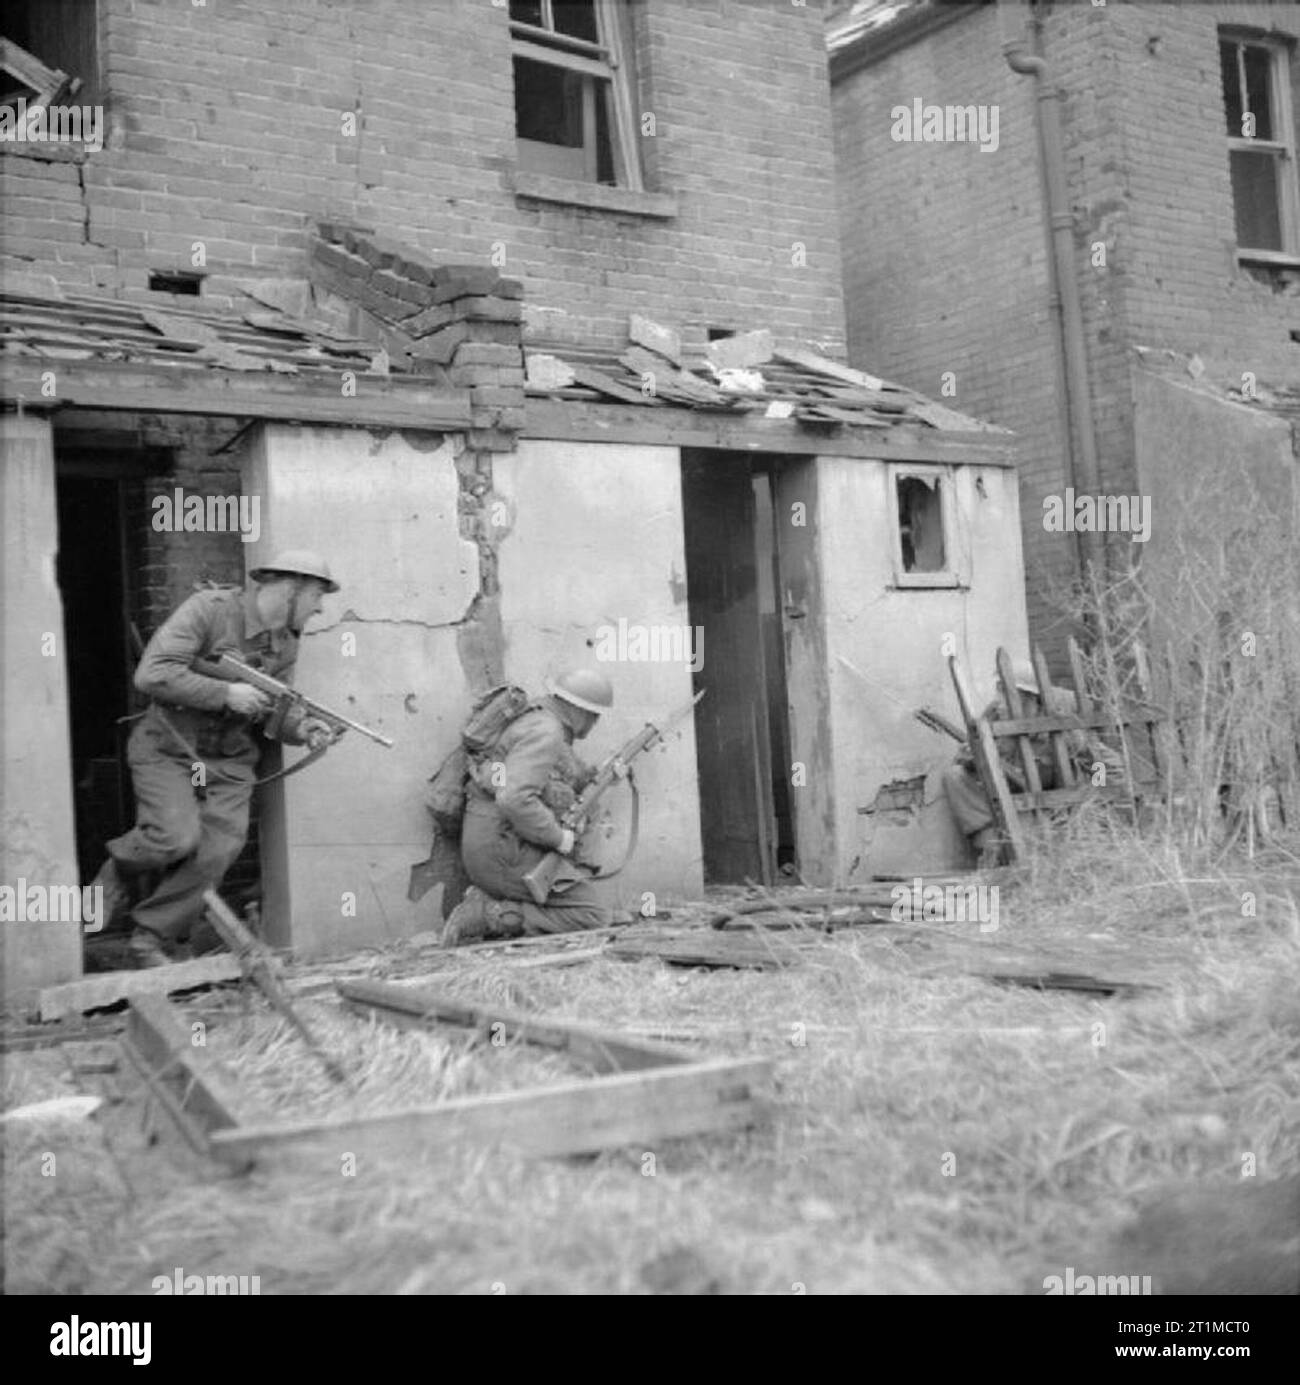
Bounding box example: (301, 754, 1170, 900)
(90, 551, 339, 967)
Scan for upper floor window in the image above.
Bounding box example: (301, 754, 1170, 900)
(510, 0, 643, 190)
(0, 0, 102, 117)
(1219, 31, 1299, 264)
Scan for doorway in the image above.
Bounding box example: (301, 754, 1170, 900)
(681, 450, 797, 885)
(54, 455, 149, 886)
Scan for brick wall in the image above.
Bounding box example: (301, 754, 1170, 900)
(1086, 1, 1300, 383)
(832, 0, 1300, 656)
(2, 0, 846, 355)
(831, 4, 1076, 651)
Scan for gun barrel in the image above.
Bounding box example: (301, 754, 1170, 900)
(215, 654, 394, 747)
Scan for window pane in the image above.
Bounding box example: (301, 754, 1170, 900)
(514, 55, 584, 146)
(897, 476, 945, 573)
(1243, 44, 1274, 141)
(510, 0, 543, 25)
(595, 77, 614, 183)
(1220, 41, 1242, 136)
(1230, 148, 1283, 251)
(553, 1, 599, 43)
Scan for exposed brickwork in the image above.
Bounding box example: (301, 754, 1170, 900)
(3, 0, 846, 356)
(832, 0, 1300, 655)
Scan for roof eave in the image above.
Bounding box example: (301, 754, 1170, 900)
(829, 3, 981, 83)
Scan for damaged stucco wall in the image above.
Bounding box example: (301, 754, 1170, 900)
(1, 416, 83, 1006)
(493, 439, 705, 908)
(814, 456, 1030, 878)
(240, 422, 479, 958)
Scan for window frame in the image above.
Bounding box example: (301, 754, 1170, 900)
(886, 463, 964, 590)
(1220, 29, 1300, 266)
(509, 0, 643, 192)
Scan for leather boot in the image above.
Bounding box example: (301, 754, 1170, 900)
(441, 886, 491, 947)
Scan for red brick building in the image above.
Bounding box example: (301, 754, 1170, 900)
(830, 0, 1300, 654)
(3, 0, 1031, 1007)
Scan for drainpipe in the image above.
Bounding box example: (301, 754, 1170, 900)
(999, 0, 1102, 578)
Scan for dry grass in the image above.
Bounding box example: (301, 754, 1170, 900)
(4, 821, 1298, 1295)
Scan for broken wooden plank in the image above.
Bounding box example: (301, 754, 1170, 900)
(338, 977, 689, 1074)
(949, 654, 1028, 861)
(502, 945, 609, 970)
(608, 934, 809, 970)
(120, 993, 252, 1161)
(38, 953, 243, 1022)
(204, 889, 352, 1087)
(772, 346, 884, 391)
(795, 402, 890, 427)
(628, 313, 681, 365)
(996, 647, 1046, 805)
(210, 1053, 772, 1166)
(619, 346, 735, 407)
(986, 971, 1159, 1000)
(568, 361, 654, 406)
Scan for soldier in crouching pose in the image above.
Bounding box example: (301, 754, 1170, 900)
(90, 551, 339, 967)
(441, 668, 621, 946)
(943, 656, 1122, 864)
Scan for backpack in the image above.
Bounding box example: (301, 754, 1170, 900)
(423, 684, 532, 835)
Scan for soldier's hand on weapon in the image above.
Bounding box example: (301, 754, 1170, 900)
(611, 757, 630, 780)
(557, 827, 578, 856)
(225, 682, 272, 717)
(301, 717, 336, 751)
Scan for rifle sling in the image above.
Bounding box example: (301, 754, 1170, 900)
(574, 771, 640, 884)
(149, 707, 329, 789)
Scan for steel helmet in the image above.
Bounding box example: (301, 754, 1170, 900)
(250, 549, 339, 594)
(546, 668, 614, 714)
(1003, 657, 1040, 698)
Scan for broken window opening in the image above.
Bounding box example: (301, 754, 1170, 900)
(897, 473, 947, 574)
(510, 0, 642, 190)
(1219, 31, 1299, 262)
(1, 2, 101, 118)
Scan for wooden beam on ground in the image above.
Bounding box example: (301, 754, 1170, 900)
(608, 933, 811, 970)
(38, 954, 242, 1022)
(119, 993, 252, 1163)
(209, 1054, 773, 1166)
(338, 977, 691, 1073)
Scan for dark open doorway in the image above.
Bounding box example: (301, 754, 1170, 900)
(681, 450, 796, 885)
(54, 453, 154, 887)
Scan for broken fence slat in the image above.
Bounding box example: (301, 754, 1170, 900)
(209, 1054, 772, 1166)
(120, 993, 252, 1159)
(37, 953, 243, 1022)
(337, 976, 691, 1073)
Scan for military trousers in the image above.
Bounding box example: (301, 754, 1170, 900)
(106, 710, 258, 943)
(461, 797, 612, 934)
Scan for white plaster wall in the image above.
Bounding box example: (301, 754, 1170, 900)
(494, 440, 704, 907)
(1, 416, 83, 1005)
(242, 424, 479, 956)
(815, 456, 1030, 878)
